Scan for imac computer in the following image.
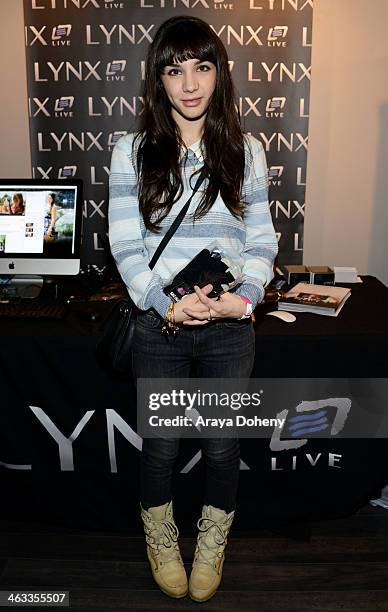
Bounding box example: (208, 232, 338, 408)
(0, 179, 83, 297)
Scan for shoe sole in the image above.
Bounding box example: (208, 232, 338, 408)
(150, 570, 188, 598)
(189, 589, 218, 603)
(160, 586, 188, 599)
(188, 555, 224, 602)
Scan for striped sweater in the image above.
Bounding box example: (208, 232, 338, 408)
(108, 132, 278, 318)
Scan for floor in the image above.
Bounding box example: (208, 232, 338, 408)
(0, 503, 387, 611)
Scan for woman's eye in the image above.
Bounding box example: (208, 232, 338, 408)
(166, 64, 211, 76)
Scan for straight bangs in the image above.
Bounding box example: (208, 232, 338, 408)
(155, 27, 218, 73)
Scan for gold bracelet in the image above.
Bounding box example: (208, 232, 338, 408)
(162, 302, 180, 338)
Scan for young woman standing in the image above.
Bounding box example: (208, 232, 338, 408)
(108, 15, 278, 602)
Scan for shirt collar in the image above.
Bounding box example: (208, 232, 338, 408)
(179, 138, 204, 164)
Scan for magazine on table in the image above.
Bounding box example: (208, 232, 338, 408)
(278, 282, 351, 316)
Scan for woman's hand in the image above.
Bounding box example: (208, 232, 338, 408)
(181, 285, 246, 325)
(172, 284, 216, 323)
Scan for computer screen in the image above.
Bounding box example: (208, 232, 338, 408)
(0, 179, 83, 276)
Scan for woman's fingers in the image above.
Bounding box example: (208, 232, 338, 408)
(193, 285, 223, 315)
(182, 307, 209, 319)
(194, 285, 210, 302)
(201, 283, 213, 293)
(190, 283, 213, 298)
(182, 318, 209, 326)
(182, 304, 209, 315)
(180, 284, 213, 305)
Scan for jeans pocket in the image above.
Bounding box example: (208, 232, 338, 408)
(136, 310, 162, 329)
(222, 318, 253, 329)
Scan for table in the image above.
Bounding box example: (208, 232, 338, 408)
(1, 276, 387, 532)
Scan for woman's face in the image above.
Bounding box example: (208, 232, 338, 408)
(160, 57, 216, 123)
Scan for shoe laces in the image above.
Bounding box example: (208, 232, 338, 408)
(193, 514, 233, 569)
(143, 514, 182, 566)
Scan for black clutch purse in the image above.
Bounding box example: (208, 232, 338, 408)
(163, 248, 241, 302)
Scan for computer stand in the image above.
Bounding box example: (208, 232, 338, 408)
(0, 275, 44, 299)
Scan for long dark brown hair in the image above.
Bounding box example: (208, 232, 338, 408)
(133, 15, 249, 233)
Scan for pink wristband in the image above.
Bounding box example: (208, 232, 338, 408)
(238, 296, 253, 319)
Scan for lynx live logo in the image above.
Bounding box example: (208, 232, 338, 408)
(31, 0, 125, 9)
(138, 0, 234, 8)
(30, 0, 313, 10)
(25, 25, 72, 46)
(28, 96, 75, 118)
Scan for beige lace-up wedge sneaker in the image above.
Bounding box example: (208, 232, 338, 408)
(140, 500, 188, 598)
(189, 504, 235, 602)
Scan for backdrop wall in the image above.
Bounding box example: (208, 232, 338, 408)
(22, 0, 312, 267)
(0, 0, 32, 178)
(304, 0, 388, 286)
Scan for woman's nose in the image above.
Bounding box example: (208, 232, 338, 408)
(182, 72, 199, 93)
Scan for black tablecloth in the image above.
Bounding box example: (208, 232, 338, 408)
(1, 276, 387, 532)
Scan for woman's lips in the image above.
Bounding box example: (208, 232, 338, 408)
(181, 98, 202, 107)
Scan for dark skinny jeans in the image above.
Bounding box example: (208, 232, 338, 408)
(132, 309, 255, 514)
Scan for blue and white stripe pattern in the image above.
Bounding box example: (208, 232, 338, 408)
(108, 132, 278, 318)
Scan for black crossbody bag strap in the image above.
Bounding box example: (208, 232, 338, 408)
(96, 167, 206, 374)
(148, 167, 206, 270)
